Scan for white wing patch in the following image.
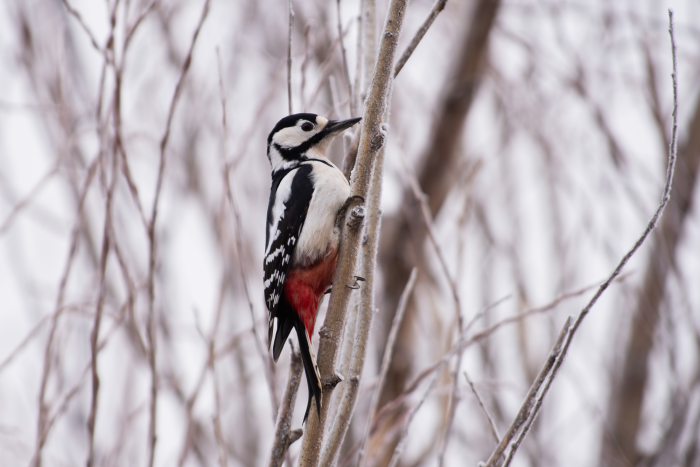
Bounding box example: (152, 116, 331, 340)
(265, 244, 285, 265)
(265, 170, 296, 256)
(304, 327, 322, 403)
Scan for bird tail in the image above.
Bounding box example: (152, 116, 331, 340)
(271, 307, 295, 362)
(294, 319, 322, 422)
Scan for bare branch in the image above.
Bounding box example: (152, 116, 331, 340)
(387, 342, 450, 467)
(466, 273, 631, 344)
(86, 149, 119, 467)
(485, 12, 679, 465)
(226, 176, 280, 416)
(341, 0, 376, 179)
(336, 0, 353, 116)
(0, 314, 50, 374)
(32, 158, 99, 467)
(300, 24, 312, 112)
(400, 160, 462, 326)
(59, 0, 107, 59)
(0, 165, 59, 235)
(288, 0, 295, 115)
(464, 371, 501, 444)
(603, 9, 700, 466)
(297, 0, 408, 464)
(393, 0, 447, 78)
(484, 317, 572, 467)
(355, 267, 418, 467)
(124, 0, 157, 53)
(267, 346, 303, 467)
(321, 44, 393, 467)
(218, 47, 280, 419)
(146, 2, 211, 465)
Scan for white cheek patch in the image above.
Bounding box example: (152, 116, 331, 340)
(315, 116, 328, 129)
(274, 126, 310, 148)
(274, 122, 322, 148)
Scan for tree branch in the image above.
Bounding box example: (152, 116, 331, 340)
(356, 268, 417, 467)
(267, 346, 304, 467)
(297, 0, 409, 465)
(464, 371, 501, 444)
(485, 11, 679, 465)
(146, 2, 211, 465)
(393, 0, 447, 78)
(287, 0, 295, 115)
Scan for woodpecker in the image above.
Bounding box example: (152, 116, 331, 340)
(264, 113, 361, 421)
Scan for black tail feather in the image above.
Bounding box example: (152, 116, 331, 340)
(272, 301, 296, 362)
(295, 319, 322, 422)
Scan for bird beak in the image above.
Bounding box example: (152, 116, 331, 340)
(323, 117, 362, 136)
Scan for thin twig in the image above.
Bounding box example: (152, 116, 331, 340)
(37, 295, 132, 467)
(223, 157, 280, 418)
(111, 4, 151, 235)
(216, 41, 280, 421)
(300, 24, 312, 112)
(0, 166, 59, 235)
(339, 272, 622, 464)
(387, 349, 449, 467)
(211, 49, 230, 467)
(401, 160, 463, 328)
(287, 0, 295, 115)
(267, 345, 304, 467)
(467, 273, 631, 344)
(123, 0, 157, 53)
(394, 0, 448, 77)
(362, 0, 376, 93)
(336, 0, 353, 115)
(399, 156, 468, 467)
(306, 24, 353, 111)
(437, 350, 463, 466)
(146, 3, 211, 466)
(32, 157, 99, 467)
(464, 371, 501, 443)
(86, 146, 120, 467)
(484, 11, 679, 465)
(356, 268, 418, 467)
(59, 0, 107, 59)
(352, 1, 365, 116)
(484, 317, 572, 467)
(341, 0, 376, 182)
(212, 389, 227, 467)
(386, 297, 511, 467)
(0, 314, 50, 374)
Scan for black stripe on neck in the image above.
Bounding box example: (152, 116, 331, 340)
(302, 157, 333, 168)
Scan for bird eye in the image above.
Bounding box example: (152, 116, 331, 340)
(301, 122, 314, 132)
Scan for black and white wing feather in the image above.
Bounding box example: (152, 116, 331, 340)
(264, 164, 314, 354)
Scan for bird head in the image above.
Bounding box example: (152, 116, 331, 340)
(266, 113, 361, 172)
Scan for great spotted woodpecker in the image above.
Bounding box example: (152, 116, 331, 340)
(264, 113, 361, 421)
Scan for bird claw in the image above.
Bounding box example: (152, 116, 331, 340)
(346, 275, 366, 289)
(335, 195, 366, 229)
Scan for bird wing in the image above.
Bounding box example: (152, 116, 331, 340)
(264, 164, 314, 346)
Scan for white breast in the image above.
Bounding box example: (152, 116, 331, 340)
(294, 160, 350, 266)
